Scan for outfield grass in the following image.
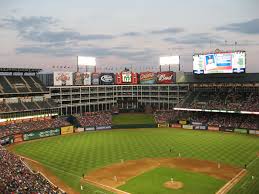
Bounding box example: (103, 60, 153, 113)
(118, 167, 226, 194)
(12, 128, 259, 194)
(112, 113, 155, 125)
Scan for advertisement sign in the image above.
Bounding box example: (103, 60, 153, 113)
(73, 72, 83, 85)
(191, 122, 203, 126)
(193, 51, 246, 74)
(208, 126, 219, 131)
(179, 120, 187, 125)
(61, 126, 74, 135)
(75, 128, 84, 133)
(33, 96, 44, 102)
(158, 123, 169, 128)
(171, 124, 182, 128)
(182, 125, 193, 130)
(20, 97, 32, 103)
(255, 130, 259, 136)
(156, 72, 175, 84)
(14, 134, 23, 143)
(54, 72, 73, 86)
(96, 126, 112, 130)
(85, 127, 95, 131)
(91, 73, 100, 85)
(6, 98, 18, 103)
(23, 128, 61, 141)
(139, 72, 156, 84)
(100, 73, 115, 85)
(221, 128, 234, 132)
(73, 72, 91, 85)
(83, 72, 91, 85)
(234, 128, 248, 134)
(249, 130, 256, 135)
(200, 125, 207, 130)
(122, 71, 132, 83)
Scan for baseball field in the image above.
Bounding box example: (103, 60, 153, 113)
(10, 126, 259, 194)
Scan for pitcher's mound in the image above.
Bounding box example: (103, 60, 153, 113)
(164, 181, 184, 190)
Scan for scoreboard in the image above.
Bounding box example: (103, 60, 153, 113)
(193, 51, 246, 74)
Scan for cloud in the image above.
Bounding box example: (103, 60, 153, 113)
(164, 33, 223, 46)
(0, 16, 114, 43)
(0, 16, 57, 31)
(216, 18, 259, 34)
(151, 27, 184, 34)
(121, 32, 142, 37)
(16, 45, 157, 63)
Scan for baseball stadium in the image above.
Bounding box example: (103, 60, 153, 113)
(0, 48, 259, 194)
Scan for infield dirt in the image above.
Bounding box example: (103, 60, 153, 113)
(85, 158, 241, 188)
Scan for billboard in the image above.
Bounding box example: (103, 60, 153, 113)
(100, 73, 115, 85)
(54, 72, 73, 86)
(122, 71, 132, 83)
(14, 134, 23, 143)
(73, 72, 91, 85)
(193, 51, 246, 74)
(77, 56, 96, 66)
(156, 71, 175, 84)
(23, 128, 60, 141)
(91, 73, 100, 85)
(139, 72, 156, 84)
(160, 56, 180, 65)
(116, 72, 138, 85)
(61, 126, 74, 135)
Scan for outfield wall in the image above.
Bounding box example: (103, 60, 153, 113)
(1, 123, 259, 146)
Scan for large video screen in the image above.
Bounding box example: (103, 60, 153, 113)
(193, 51, 246, 74)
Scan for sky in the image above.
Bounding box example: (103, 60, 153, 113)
(0, 0, 259, 73)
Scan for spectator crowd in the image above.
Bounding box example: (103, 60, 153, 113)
(76, 112, 112, 127)
(0, 117, 70, 139)
(178, 90, 259, 112)
(154, 110, 259, 130)
(0, 145, 63, 193)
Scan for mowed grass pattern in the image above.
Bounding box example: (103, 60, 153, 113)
(12, 128, 259, 194)
(118, 167, 226, 194)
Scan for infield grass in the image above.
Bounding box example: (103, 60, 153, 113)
(11, 128, 259, 194)
(118, 167, 226, 194)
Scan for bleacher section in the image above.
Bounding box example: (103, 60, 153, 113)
(23, 102, 40, 110)
(0, 75, 47, 94)
(8, 102, 26, 112)
(22, 76, 43, 92)
(0, 117, 70, 138)
(35, 101, 52, 109)
(0, 99, 58, 113)
(0, 76, 16, 93)
(177, 90, 259, 112)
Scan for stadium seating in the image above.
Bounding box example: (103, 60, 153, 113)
(0, 145, 62, 193)
(0, 117, 70, 138)
(153, 110, 176, 124)
(0, 75, 47, 94)
(76, 112, 112, 127)
(0, 76, 16, 93)
(177, 90, 259, 112)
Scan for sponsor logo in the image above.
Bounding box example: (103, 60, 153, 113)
(101, 75, 113, 82)
(122, 72, 131, 82)
(140, 72, 155, 81)
(158, 74, 173, 81)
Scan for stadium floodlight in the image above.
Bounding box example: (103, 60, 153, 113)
(159, 56, 180, 66)
(77, 56, 96, 66)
